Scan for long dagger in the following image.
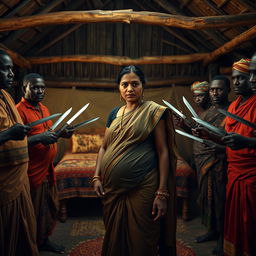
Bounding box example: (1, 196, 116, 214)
(162, 99, 186, 119)
(218, 109, 256, 130)
(27, 113, 62, 127)
(73, 117, 100, 130)
(56, 103, 90, 136)
(51, 107, 72, 130)
(175, 129, 217, 146)
(192, 117, 227, 136)
(183, 96, 200, 119)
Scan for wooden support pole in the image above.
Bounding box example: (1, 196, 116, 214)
(203, 25, 256, 65)
(0, 10, 256, 32)
(28, 53, 208, 66)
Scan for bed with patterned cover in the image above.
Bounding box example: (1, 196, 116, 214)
(55, 132, 103, 221)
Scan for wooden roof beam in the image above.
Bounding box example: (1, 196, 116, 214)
(203, 25, 256, 65)
(28, 53, 208, 66)
(0, 10, 256, 32)
(0, 43, 31, 68)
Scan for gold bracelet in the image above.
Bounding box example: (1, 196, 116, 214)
(155, 190, 170, 199)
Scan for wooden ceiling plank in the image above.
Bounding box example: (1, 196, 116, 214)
(202, 0, 227, 15)
(3, 0, 66, 46)
(36, 24, 82, 54)
(0, 0, 12, 9)
(236, 0, 256, 11)
(162, 39, 191, 53)
(180, 0, 192, 9)
(4, 0, 31, 17)
(34, 0, 44, 7)
(153, 0, 228, 49)
(0, 43, 31, 68)
(203, 25, 256, 65)
(162, 26, 199, 52)
(217, 0, 230, 8)
(27, 53, 208, 65)
(138, 0, 212, 51)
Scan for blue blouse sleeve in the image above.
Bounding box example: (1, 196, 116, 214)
(106, 107, 120, 128)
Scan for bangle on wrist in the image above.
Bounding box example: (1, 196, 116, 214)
(155, 190, 170, 200)
(91, 175, 101, 185)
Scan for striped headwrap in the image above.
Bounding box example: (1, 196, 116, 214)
(191, 81, 209, 94)
(232, 58, 251, 74)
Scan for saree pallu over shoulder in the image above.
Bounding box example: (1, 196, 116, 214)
(0, 89, 28, 168)
(100, 101, 177, 255)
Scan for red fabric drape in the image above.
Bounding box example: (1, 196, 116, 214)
(224, 95, 256, 256)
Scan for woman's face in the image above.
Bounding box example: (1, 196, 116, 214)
(119, 72, 143, 104)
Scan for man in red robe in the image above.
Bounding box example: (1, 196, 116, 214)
(0, 50, 39, 256)
(16, 73, 73, 254)
(222, 58, 256, 256)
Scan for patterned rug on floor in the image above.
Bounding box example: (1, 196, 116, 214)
(68, 237, 196, 256)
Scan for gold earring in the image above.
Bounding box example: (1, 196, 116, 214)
(120, 95, 122, 101)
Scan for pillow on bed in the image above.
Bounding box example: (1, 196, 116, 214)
(71, 133, 103, 153)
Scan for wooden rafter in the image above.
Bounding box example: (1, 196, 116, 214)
(3, 0, 66, 45)
(162, 39, 191, 53)
(4, 0, 31, 17)
(36, 24, 82, 54)
(0, 10, 255, 32)
(28, 53, 208, 66)
(18, 0, 85, 54)
(0, 43, 31, 68)
(153, 0, 227, 49)
(203, 25, 256, 65)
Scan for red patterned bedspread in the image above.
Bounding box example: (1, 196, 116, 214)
(55, 153, 97, 200)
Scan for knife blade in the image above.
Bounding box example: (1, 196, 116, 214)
(27, 113, 62, 127)
(175, 129, 216, 146)
(55, 103, 90, 136)
(51, 107, 72, 130)
(218, 108, 256, 130)
(162, 99, 186, 119)
(66, 103, 90, 125)
(182, 96, 200, 119)
(73, 117, 100, 130)
(192, 117, 227, 136)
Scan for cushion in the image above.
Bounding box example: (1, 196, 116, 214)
(71, 133, 103, 153)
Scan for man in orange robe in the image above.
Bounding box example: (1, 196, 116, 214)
(222, 58, 256, 256)
(17, 73, 73, 254)
(0, 50, 39, 256)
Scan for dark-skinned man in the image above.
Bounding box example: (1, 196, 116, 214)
(0, 50, 39, 256)
(221, 59, 256, 256)
(16, 73, 73, 254)
(193, 76, 231, 256)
